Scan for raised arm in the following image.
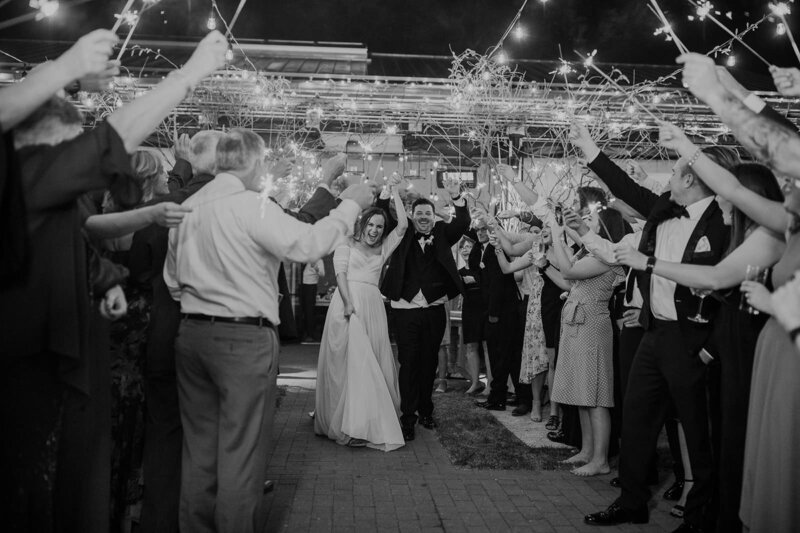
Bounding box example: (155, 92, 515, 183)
(614, 227, 784, 290)
(441, 177, 470, 245)
(497, 163, 539, 206)
(389, 174, 408, 237)
(0, 30, 119, 131)
(658, 122, 787, 233)
(107, 32, 227, 153)
(679, 53, 800, 180)
(570, 122, 661, 217)
(247, 185, 371, 263)
(495, 247, 534, 274)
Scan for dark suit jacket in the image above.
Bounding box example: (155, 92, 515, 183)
(379, 201, 470, 302)
(467, 238, 520, 318)
(273, 187, 338, 339)
(589, 151, 728, 354)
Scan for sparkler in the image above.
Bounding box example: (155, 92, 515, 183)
(574, 51, 660, 122)
(685, 0, 772, 67)
(648, 0, 690, 54)
(770, 2, 800, 64)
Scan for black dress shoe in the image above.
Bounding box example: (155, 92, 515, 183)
(671, 522, 705, 533)
(663, 480, 685, 501)
(263, 480, 275, 494)
(419, 416, 438, 429)
(507, 397, 520, 407)
(475, 399, 506, 411)
(511, 405, 531, 416)
(610, 477, 620, 488)
(402, 425, 415, 441)
(546, 429, 566, 443)
(584, 502, 649, 526)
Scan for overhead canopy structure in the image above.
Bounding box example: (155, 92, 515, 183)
(2, 37, 799, 164)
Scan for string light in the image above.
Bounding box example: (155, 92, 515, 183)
(726, 54, 737, 67)
(206, 11, 217, 30)
(513, 25, 526, 40)
(30, 0, 59, 19)
(495, 50, 508, 64)
(777, 22, 787, 36)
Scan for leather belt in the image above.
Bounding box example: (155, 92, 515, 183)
(182, 313, 275, 328)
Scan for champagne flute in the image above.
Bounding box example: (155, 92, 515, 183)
(740, 265, 769, 315)
(688, 288, 713, 323)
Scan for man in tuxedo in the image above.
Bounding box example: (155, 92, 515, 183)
(468, 222, 527, 413)
(570, 123, 736, 533)
(379, 181, 469, 441)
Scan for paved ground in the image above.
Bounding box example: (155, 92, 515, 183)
(265, 343, 677, 532)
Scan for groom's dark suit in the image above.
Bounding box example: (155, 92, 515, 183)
(379, 201, 469, 428)
(588, 152, 729, 528)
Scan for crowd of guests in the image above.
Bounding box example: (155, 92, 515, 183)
(1, 24, 800, 533)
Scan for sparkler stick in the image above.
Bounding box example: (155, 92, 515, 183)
(574, 51, 661, 122)
(686, 0, 772, 67)
(224, 0, 249, 40)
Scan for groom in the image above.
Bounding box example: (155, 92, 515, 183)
(378, 180, 470, 441)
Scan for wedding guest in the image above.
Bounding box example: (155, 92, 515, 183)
(377, 179, 469, 441)
(571, 121, 735, 531)
(457, 236, 488, 395)
(550, 208, 627, 477)
(0, 30, 229, 532)
(492, 222, 549, 421)
(472, 218, 526, 414)
(301, 260, 326, 341)
(164, 129, 373, 531)
(679, 53, 800, 532)
(130, 129, 224, 533)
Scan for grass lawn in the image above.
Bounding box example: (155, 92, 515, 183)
(432, 381, 576, 470)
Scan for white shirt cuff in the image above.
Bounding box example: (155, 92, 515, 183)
(743, 93, 766, 114)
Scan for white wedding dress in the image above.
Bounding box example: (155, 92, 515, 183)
(314, 230, 404, 451)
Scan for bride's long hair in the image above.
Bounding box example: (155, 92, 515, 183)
(353, 207, 389, 246)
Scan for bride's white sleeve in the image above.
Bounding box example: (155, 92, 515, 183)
(333, 245, 351, 275)
(381, 229, 403, 260)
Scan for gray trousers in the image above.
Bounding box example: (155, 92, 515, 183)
(175, 319, 279, 533)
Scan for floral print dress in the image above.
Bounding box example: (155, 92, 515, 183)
(519, 266, 548, 384)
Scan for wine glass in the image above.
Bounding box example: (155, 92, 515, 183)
(688, 288, 713, 323)
(530, 233, 544, 261)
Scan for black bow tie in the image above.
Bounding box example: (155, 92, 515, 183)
(416, 232, 432, 239)
(652, 204, 689, 226)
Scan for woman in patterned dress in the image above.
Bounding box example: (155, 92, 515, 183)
(550, 207, 627, 477)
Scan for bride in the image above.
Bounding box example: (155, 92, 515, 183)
(314, 174, 408, 451)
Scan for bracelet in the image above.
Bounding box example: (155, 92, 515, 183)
(789, 326, 800, 344)
(686, 147, 702, 168)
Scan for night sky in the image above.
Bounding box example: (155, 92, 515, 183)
(4, 0, 799, 70)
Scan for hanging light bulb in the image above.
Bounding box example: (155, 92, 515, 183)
(206, 11, 217, 30)
(777, 22, 787, 36)
(726, 54, 737, 67)
(513, 25, 526, 40)
(496, 50, 508, 64)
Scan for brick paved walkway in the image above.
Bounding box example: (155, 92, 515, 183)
(265, 344, 677, 532)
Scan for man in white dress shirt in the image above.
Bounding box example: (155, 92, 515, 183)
(164, 129, 373, 532)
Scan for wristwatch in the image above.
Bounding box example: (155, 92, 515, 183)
(645, 256, 656, 273)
